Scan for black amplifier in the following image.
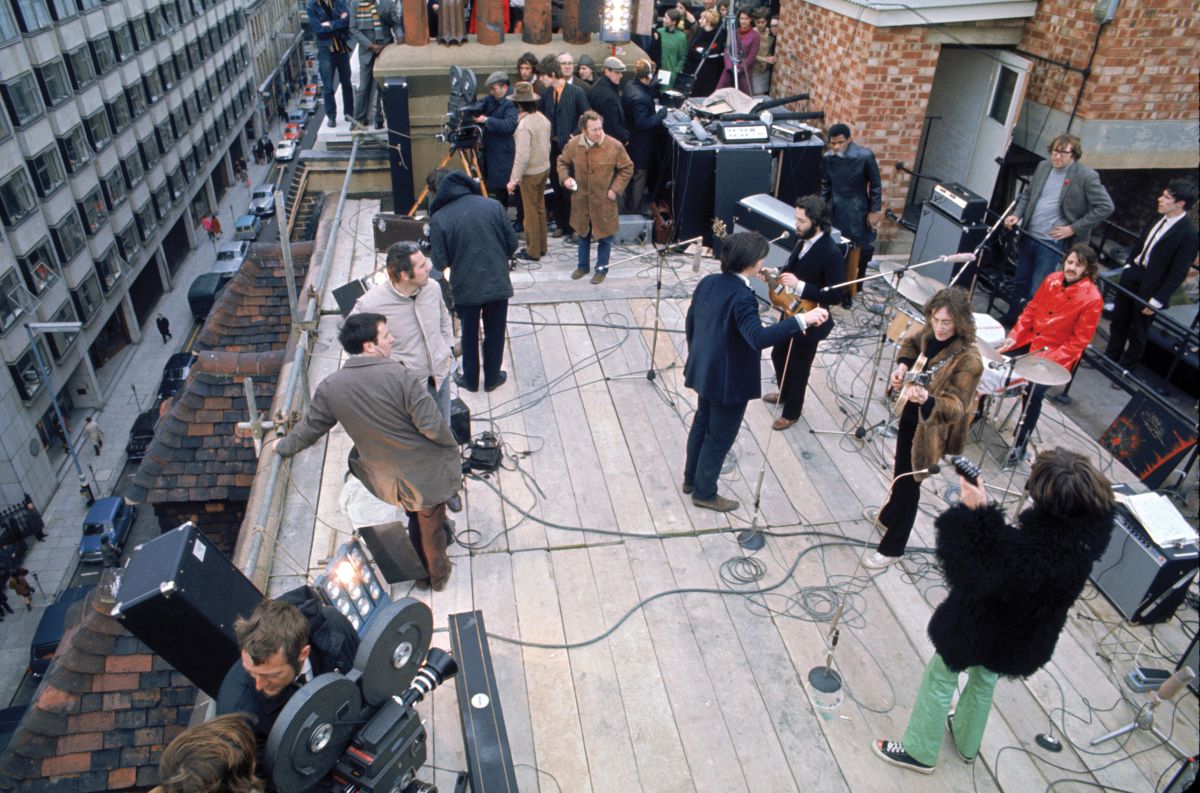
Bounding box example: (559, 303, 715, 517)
(372, 213, 429, 253)
(1089, 502, 1198, 624)
(929, 182, 987, 225)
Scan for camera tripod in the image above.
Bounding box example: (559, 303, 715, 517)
(408, 144, 488, 215)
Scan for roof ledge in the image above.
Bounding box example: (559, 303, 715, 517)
(806, 0, 1037, 27)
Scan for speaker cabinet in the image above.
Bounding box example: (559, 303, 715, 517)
(1089, 506, 1197, 624)
(383, 77, 415, 212)
(113, 523, 263, 698)
(714, 149, 773, 243)
(908, 202, 987, 284)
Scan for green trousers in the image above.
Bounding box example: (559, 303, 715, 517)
(902, 652, 999, 767)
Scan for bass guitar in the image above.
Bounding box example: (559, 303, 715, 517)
(712, 218, 816, 317)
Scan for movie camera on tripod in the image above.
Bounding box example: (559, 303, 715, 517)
(437, 66, 484, 151)
(266, 598, 457, 793)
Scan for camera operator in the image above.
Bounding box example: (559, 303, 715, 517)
(474, 72, 519, 207)
(874, 449, 1114, 775)
(216, 595, 360, 769)
(152, 714, 258, 793)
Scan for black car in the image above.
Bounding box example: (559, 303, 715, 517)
(30, 586, 94, 677)
(187, 271, 235, 322)
(158, 351, 198, 400)
(126, 406, 160, 461)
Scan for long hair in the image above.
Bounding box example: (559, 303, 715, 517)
(1027, 448, 1114, 518)
(1064, 243, 1099, 283)
(158, 714, 257, 793)
(793, 195, 831, 234)
(923, 287, 976, 345)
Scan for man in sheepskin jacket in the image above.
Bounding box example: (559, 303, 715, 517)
(873, 448, 1114, 774)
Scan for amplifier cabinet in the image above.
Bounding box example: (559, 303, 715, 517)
(1089, 505, 1198, 624)
(908, 201, 987, 283)
(113, 523, 263, 698)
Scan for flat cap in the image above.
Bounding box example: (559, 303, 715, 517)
(485, 70, 510, 87)
(603, 57, 626, 72)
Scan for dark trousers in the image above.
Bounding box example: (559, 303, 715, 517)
(683, 397, 747, 500)
(547, 142, 573, 234)
(771, 335, 821, 421)
(456, 299, 508, 390)
(1104, 269, 1152, 368)
(877, 408, 921, 557)
(406, 502, 451, 589)
(317, 47, 354, 121)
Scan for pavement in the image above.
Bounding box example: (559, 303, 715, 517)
(0, 114, 295, 708)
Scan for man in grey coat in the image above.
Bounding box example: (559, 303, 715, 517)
(275, 313, 460, 590)
(1003, 133, 1113, 319)
(349, 0, 403, 128)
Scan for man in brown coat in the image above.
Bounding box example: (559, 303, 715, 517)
(275, 312, 461, 590)
(558, 110, 634, 284)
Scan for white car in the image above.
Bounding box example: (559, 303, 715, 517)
(275, 140, 298, 162)
(298, 96, 317, 114)
(249, 184, 278, 216)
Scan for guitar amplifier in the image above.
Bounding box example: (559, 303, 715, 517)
(715, 121, 770, 144)
(372, 213, 429, 253)
(113, 522, 263, 698)
(929, 182, 987, 224)
(1089, 503, 1198, 624)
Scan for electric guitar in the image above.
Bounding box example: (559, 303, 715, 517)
(712, 218, 817, 317)
(890, 355, 930, 417)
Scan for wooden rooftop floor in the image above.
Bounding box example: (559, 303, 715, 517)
(270, 200, 1199, 793)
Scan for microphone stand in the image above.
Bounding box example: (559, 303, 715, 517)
(948, 199, 1016, 294)
(808, 464, 942, 700)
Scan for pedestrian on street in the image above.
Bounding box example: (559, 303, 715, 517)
(9, 567, 34, 610)
(100, 536, 122, 569)
(85, 416, 105, 454)
(0, 582, 13, 620)
(156, 313, 172, 343)
(202, 214, 216, 243)
(211, 215, 223, 239)
(22, 498, 46, 541)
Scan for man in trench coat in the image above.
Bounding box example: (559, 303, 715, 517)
(558, 110, 633, 285)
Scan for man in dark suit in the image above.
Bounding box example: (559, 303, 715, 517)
(1104, 179, 1199, 374)
(1003, 133, 1113, 319)
(684, 232, 828, 512)
(538, 55, 590, 243)
(765, 196, 846, 430)
(588, 56, 630, 146)
(820, 123, 882, 307)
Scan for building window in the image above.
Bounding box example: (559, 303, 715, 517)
(126, 83, 147, 117)
(187, 41, 200, 70)
(100, 165, 126, 209)
(152, 183, 171, 220)
(159, 63, 174, 93)
(167, 165, 185, 201)
(52, 210, 87, 262)
(139, 136, 159, 170)
(0, 102, 10, 142)
(180, 148, 196, 180)
(169, 106, 186, 140)
(162, 1, 180, 31)
(48, 0, 74, 21)
(36, 59, 73, 108)
(147, 8, 165, 39)
(144, 69, 164, 105)
(115, 220, 139, 262)
(84, 108, 112, 152)
(1, 269, 34, 334)
(17, 239, 60, 296)
(0, 4, 20, 45)
(122, 149, 144, 186)
(44, 301, 80, 360)
(135, 200, 156, 241)
(72, 269, 104, 324)
(93, 245, 122, 292)
(78, 185, 107, 235)
(172, 52, 187, 83)
(91, 35, 116, 75)
(58, 124, 91, 174)
(9, 345, 47, 402)
(989, 66, 1020, 125)
(130, 15, 151, 49)
(27, 146, 66, 198)
(66, 45, 97, 90)
(107, 94, 132, 133)
(111, 25, 135, 63)
(0, 169, 38, 228)
(11, 0, 52, 33)
(1, 72, 47, 127)
(77, 0, 101, 11)
(156, 121, 174, 153)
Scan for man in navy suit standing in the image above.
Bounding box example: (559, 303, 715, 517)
(683, 232, 829, 512)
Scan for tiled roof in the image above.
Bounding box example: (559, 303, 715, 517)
(0, 585, 197, 792)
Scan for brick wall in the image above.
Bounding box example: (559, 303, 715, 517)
(773, 3, 941, 225)
(1021, 0, 1198, 121)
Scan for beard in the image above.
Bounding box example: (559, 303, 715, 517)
(799, 224, 818, 241)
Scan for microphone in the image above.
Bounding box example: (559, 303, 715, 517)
(924, 463, 941, 475)
(940, 252, 976, 264)
(1152, 666, 1196, 704)
(770, 230, 791, 244)
(986, 358, 1013, 370)
(749, 93, 810, 113)
(692, 244, 701, 273)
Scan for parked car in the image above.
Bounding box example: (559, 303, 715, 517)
(30, 586, 94, 677)
(298, 96, 317, 114)
(287, 108, 308, 128)
(188, 270, 235, 321)
(303, 83, 319, 97)
(78, 497, 136, 563)
(214, 240, 250, 274)
(275, 139, 298, 162)
(233, 214, 263, 242)
(249, 184, 278, 216)
(158, 351, 198, 401)
(126, 406, 160, 461)
(0, 705, 29, 752)
(283, 123, 302, 141)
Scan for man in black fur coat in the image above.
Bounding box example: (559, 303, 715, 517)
(873, 448, 1114, 774)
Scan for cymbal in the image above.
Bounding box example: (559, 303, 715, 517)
(878, 261, 939, 306)
(1013, 356, 1072, 386)
(975, 339, 1005, 366)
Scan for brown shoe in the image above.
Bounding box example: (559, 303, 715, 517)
(762, 392, 780, 404)
(681, 481, 693, 494)
(692, 493, 739, 512)
(571, 268, 589, 280)
(772, 417, 797, 431)
(590, 270, 607, 284)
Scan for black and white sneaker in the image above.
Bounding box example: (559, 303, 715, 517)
(872, 739, 934, 774)
(947, 712, 976, 764)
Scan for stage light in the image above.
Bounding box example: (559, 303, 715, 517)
(316, 539, 390, 633)
(601, 0, 631, 43)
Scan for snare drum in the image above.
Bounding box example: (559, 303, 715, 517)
(886, 310, 926, 344)
(973, 313, 1005, 346)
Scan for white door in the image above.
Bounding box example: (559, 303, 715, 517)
(963, 50, 1031, 203)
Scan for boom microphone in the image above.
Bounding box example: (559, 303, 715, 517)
(749, 93, 811, 113)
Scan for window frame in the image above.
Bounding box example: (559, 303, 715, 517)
(1, 72, 47, 128)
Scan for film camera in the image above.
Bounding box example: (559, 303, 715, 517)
(438, 66, 484, 150)
(266, 598, 457, 793)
